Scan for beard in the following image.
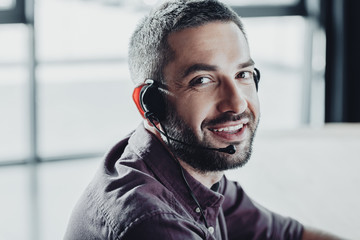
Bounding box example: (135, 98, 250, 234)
(161, 107, 259, 173)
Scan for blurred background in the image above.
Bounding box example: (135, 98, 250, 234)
(0, 0, 359, 239)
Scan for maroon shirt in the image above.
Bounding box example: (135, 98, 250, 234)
(65, 124, 303, 239)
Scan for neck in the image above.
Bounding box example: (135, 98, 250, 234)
(144, 120, 224, 189)
(179, 161, 224, 189)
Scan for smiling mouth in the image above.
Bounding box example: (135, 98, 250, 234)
(209, 123, 244, 134)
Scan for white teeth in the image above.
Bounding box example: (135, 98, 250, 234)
(212, 124, 244, 132)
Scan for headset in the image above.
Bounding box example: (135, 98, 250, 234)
(132, 68, 260, 121)
(133, 79, 167, 121)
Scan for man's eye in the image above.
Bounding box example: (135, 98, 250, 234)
(189, 76, 213, 86)
(236, 71, 252, 80)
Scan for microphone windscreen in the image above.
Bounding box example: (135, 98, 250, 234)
(225, 145, 236, 154)
(217, 145, 236, 154)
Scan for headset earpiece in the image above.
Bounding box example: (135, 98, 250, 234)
(254, 68, 260, 91)
(132, 79, 166, 121)
(132, 83, 147, 118)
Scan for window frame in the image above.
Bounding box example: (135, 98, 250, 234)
(0, 0, 26, 24)
(231, 0, 307, 17)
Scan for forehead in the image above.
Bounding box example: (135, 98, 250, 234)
(165, 21, 251, 82)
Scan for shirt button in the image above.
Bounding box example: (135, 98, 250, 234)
(208, 226, 214, 234)
(195, 207, 201, 213)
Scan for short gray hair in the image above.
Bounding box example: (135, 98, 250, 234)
(128, 0, 246, 85)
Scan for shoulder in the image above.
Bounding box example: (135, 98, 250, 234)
(66, 169, 204, 240)
(100, 172, 181, 234)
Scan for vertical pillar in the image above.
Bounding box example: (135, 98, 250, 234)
(323, 0, 360, 122)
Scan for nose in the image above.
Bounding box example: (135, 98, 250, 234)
(216, 78, 247, 114)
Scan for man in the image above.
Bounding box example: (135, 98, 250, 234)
(65, 0, 342, 239)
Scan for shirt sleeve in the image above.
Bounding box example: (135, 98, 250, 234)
(220, 176, 304, 240)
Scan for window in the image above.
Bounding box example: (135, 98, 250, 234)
(243, 16, 309, 129)
(0, 0, 321, 161)
(35, 0, 143, 158)
(0, 24, 29, 163)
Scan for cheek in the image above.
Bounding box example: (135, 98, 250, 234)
(248, 93, 260, 119)
(174, 95, 213, 131)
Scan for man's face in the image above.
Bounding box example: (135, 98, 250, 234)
(162, 21, 260, 173)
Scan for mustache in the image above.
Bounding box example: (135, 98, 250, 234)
(202, 111, 254, 128)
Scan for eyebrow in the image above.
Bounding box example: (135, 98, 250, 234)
(239, 59, 255, 69)
(181, 59, 255, 79)
(181, 64, 218, 79)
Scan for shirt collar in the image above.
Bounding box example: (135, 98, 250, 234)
(129, 124, 224, 216)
